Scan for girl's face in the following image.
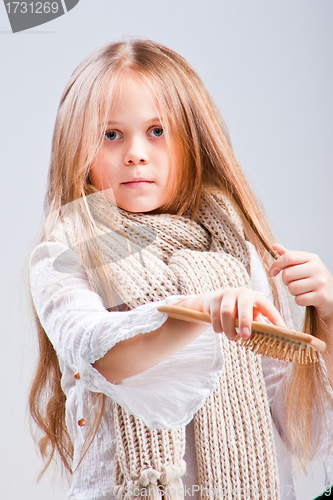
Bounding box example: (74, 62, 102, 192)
(90, 73, 174, 213)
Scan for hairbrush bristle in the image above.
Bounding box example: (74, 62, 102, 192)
(239, 331, 319, 364)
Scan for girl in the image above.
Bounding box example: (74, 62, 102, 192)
(29, 39, 333, 500)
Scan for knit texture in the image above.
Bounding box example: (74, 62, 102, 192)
(54, 189, 280, 500)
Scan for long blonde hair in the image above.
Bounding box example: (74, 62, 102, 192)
(29, 38, 333, 478)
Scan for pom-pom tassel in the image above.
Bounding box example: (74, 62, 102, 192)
(163, 478, 185, 500)
(145, 483, 163, 500)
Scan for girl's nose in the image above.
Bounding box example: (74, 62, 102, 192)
(124, 138, 149, 166)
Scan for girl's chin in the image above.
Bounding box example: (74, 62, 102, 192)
(117, 200, 160, 213)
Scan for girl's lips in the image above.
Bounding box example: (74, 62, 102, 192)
(122, 180, 153, 189)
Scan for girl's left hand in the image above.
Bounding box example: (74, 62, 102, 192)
(269, 243, 333, 323)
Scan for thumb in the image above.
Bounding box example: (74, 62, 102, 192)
(272, 243, 288, 257)
(270, 243, 289, 277)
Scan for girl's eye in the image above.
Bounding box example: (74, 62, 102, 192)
(105, 130, 121, 141)
(149, 127, 164, 138)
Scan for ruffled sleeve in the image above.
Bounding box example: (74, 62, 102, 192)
(29, 241, 224, 430)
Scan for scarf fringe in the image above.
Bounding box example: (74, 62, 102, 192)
(114, 462, 186, 500)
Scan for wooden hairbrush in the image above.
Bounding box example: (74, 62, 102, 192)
(157, 304, 326, 364)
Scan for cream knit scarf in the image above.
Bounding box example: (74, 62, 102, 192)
(57, 190, 280, 500)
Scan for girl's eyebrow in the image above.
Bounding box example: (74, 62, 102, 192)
(145, 117, 162, 125)
(104, 117, 162, 127)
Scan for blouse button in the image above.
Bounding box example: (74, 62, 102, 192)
(78, 418, 86, 427)
(74, 372, 80, 380)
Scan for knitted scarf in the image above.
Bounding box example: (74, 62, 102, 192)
(56, 190, 280, 500)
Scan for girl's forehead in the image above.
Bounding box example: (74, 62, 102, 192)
(103, 70, 164, 118)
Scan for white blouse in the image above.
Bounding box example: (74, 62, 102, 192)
(29, 241, 332, 500)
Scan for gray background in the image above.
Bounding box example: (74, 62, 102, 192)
(1, 1, 332, 498)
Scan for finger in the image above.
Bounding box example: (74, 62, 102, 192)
(287, 277, 316, 297)
(237, 292, 256, 339)
(269, 250, 312, 277)
(272, 243, 288, 256)
(220, 292, 238, 340)
(295, 290, 333, 318)
(294, 291, 319, 308)
(210, 299, 224, 334)
(252, 294, 286, 328)
(280, 261, 313, 286)
(252, 310, 264, 323)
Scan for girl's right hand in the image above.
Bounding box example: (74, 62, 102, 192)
(177, 288, 286, 340)
(94, 288, 286, 382)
